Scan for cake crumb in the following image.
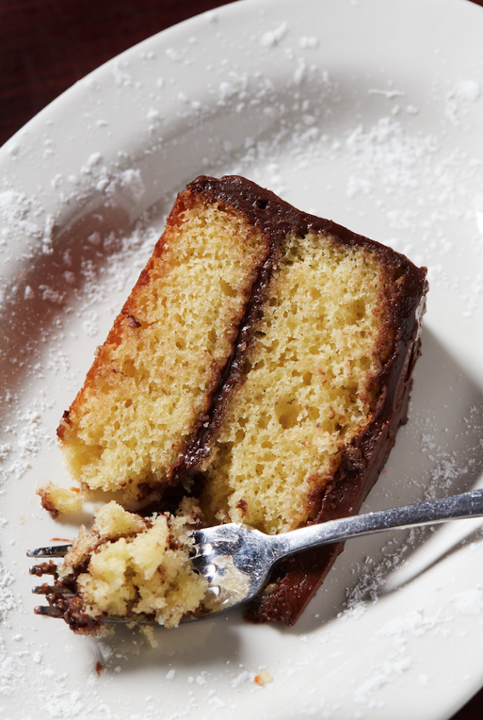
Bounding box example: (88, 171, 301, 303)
(37, 481, 84, 518)
(254, 669, 273, 686)
(140, 625, 158, 648)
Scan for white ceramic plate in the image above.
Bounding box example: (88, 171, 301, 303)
(1, 0, 483, 718)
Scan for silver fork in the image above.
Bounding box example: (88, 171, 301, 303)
(190, 487, 483, 612)
(28, 488, 483, 621)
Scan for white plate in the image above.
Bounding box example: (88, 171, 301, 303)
(1, 0, 483, 718)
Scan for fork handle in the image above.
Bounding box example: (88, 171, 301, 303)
(272, 488, 483, 560)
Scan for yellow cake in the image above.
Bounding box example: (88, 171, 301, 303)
(51, 500, 208, 632)
(40, 175, 427, 630)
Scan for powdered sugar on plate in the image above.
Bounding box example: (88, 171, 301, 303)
(1, 0, 483, 718)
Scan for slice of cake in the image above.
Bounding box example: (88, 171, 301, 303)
(47, 175, 427, 630)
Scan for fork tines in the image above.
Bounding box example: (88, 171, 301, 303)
(32, 584, 73, 596)
(27, 545, 73, 619)
(27, 544, 72, 558)
(34, 605, 65, 618)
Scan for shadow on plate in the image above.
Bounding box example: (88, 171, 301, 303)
(0, 203, 133, 415)
(91, 611, 245, 676)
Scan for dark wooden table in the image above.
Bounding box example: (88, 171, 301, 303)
(1, 1, 482, 717)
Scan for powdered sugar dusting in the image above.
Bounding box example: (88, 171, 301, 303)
(1, 1, 483, 718)
(451, 588, 483, 616)
(260, 21, 289, 48)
